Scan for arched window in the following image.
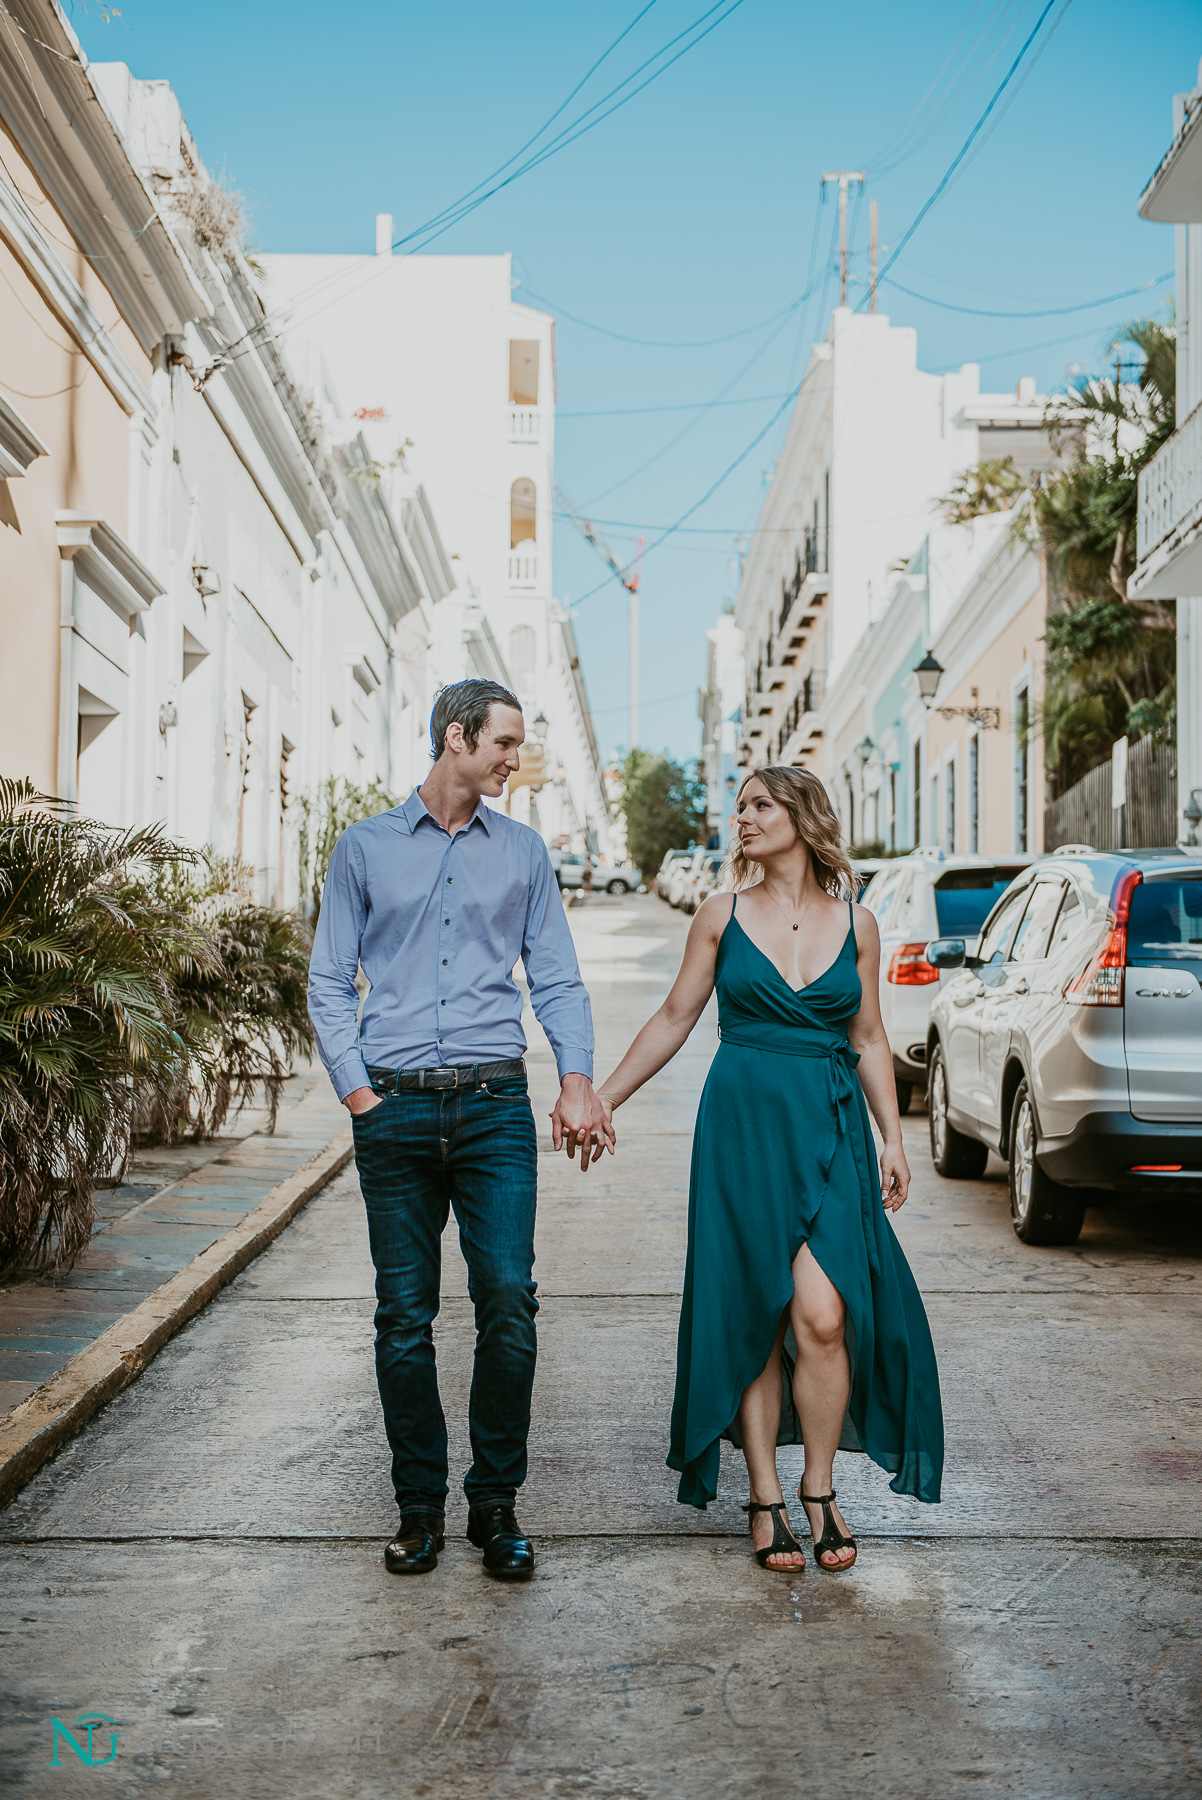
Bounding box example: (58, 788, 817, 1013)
(510, 478, 537, 549)
(508, 624, 536, 692)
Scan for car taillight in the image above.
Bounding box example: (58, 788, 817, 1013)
(1065, 868, 1142, 1007)
(887, 942, 940, 986)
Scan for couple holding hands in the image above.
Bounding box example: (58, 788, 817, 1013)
(309, 680, 942, 1583)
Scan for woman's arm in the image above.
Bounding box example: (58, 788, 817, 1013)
(596, 894, 730, 1112)
(847, 904, 911, 1211)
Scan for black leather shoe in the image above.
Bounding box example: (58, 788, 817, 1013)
(384, 1510, 445, 1575)
(466, 1504, 535, 1581)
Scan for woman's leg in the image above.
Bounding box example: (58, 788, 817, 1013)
(734, 1316, 804, 1570)
(790, 1244, 855, 1568)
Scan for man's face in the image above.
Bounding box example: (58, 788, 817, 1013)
(458, 703, 525, 797)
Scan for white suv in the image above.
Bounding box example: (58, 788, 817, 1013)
(859, 850, 1032, 1111)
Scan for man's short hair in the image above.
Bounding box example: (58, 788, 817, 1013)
(430, 679, 522, 760)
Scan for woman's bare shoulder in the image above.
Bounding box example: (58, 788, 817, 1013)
(850, 898, 879, 951)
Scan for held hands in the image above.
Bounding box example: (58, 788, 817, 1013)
(880, 1140, 910, 1212)
(550, 1073, 616, 1173)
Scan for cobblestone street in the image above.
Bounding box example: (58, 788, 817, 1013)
(3, 894, 1200, 1798)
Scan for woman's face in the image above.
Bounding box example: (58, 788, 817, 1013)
(735, 778, 800, 863)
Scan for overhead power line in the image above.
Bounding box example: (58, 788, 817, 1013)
(517, 288, 801, 350)
(195, 0, 744, 386)
(856, 0, 1069, 311)
(880, 270, 1173, 319)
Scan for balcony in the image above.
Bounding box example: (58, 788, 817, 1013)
(1132, 398, 1202, 600)
(508, 551, 539, 589)
(1138, 90, 1202, 223)
(508, 408, 540, 443)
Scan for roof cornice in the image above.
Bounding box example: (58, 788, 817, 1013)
(0, 0, 209, 348)
(0, 162, 155, 417)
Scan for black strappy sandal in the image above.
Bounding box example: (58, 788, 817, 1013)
(798, 1485, 857, 1572)
(743, 1500, 805, 1570)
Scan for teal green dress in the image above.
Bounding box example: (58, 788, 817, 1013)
(667, 895, 944, 1509)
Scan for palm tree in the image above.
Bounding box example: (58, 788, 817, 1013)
(0, 779, 210, 1275)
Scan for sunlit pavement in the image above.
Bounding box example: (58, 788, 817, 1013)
(2, 894, 1199, 1798)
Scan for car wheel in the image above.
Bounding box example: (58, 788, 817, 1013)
(607, 878, 627, 895)
(895, 1078, 912, 1116)
(1008, 1079, 1085, 1246)
(927, 1044, 988, 1178)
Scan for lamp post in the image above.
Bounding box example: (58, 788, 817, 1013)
(912, 652, 944, 708)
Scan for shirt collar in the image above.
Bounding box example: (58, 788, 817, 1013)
(399, 788, 494, 836)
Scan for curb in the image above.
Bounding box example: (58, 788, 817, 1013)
(0, 1127, 354, 1510)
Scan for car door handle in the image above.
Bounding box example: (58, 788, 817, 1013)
(1009, 978, 1029, 996)
(954, 980, 986, 1005)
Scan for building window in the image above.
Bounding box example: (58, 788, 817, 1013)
(845, 778, 855, 845)
(929, 771, 940, 849)
(277, 737, 294, 910)
(510, 478, 537, 548)
(968, 731, 979, 853)
(889, 765, 897, 851)
(945, 755, 957, 853)
(913, 739, 922, 845)
(1014, 681, 1030, 852)
(508, 623, 536, 693)
(509, 341, 539, 405)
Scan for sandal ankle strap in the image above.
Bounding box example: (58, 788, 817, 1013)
(799, 1489, 836, 1505)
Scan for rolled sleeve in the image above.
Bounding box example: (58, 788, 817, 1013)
(521, 840, 595, 1082)
(308, 829, 371, 1102)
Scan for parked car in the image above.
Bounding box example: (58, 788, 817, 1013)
(655, 848, 694, 901)
(595, 863, 641, 896)
(557, 852, 594, 891)
(665, 849, 704, 909)
(924, 849, 1202, 1245)
(859, 851, 1032, 1112)
(681, 850, 726, 914)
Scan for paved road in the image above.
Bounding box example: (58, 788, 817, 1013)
(3, 894, 1200, 1797)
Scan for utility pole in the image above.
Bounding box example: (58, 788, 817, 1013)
(627, 537, 645, 752)
(821, 171, 865, 306)
(869, 200, 879, 314)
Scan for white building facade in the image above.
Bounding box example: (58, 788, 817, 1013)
(0, 10, 456, 909)
(260, 239, 613, 856)
(734, 303, 1052, 815)
(1131, 59, 1202, 844)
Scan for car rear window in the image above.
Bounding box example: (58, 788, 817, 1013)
(933, 868, 1026, 938)
(1127, 877, 1202, 966)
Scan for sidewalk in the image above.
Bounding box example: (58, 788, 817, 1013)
(0, 1068, 350, 1487)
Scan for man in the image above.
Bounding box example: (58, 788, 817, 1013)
(308, 679, 612, 1582)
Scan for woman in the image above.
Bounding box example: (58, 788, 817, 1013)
(596, 767, 943, 1572)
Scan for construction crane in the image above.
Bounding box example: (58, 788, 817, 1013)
(555, 484, 644, 749)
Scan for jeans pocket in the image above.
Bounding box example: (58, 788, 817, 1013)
(351, 1096, 389, 1131)
(479, 1080, 529, 1104)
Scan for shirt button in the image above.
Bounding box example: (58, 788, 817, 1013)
(441, 999, 446, 1005)
(444, 919, 449, 925)
(442, 959, 447, 965)
(447, 876, 452, 884)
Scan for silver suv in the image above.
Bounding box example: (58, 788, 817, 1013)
(925, 850, 1202, 1245)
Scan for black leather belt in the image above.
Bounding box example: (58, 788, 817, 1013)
(366, 1059, 526, 1094)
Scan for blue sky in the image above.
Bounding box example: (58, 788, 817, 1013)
(70, 0, 1200, 762)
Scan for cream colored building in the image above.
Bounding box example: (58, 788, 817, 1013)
(824, 506, 1047, 859)
(1, 9, 455, 906)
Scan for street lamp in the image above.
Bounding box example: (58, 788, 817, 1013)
(856, 735, 875, 767)
(912, 651, 944, 708)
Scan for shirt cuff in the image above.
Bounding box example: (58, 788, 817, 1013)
(328, 1051, 372, 1102)
(554, 1046, 594, 1082)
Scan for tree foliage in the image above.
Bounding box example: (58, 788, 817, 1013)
(298, 775, 400, 918)
(619, 749, 707, 880)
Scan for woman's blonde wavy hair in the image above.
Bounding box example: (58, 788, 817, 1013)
(724, 765, 856, 899)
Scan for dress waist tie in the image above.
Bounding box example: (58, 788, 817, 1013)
(718, 1030, 881, 1274)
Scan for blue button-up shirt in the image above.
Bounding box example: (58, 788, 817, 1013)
(307, 789, 594, 1100)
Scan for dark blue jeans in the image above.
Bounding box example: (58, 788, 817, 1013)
(350, 1073, 538, 1515)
